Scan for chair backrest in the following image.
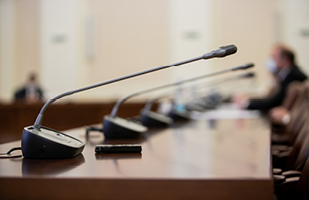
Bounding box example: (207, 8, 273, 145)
(295, 156, 309, 199)
(285, 121, 309, 171)
(293, 122, 309, 171)
(293, 82, 309, 171)
(285, 81, 309, 170)
(282, 81, 303, 110)
(286, 80, 309, 145)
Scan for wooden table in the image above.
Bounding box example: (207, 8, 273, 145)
(0, 101, 154, 144)
(0, 110, 273, 200)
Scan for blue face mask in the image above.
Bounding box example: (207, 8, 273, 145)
(266, 58, 277, 73)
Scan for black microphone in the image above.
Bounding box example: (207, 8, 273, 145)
(202, 44, 238, 59)
(231, 63, 254, 71)
(112, 63, 254, 119)
(102, 63, 253, 137)
(143, 71, 256, 115)
(238, 71, 255, 78)
(21, 45, 237, 159)
(144, 64, 255, 123)
(168, 63, 255, 120)
(184, 71, 256, 111)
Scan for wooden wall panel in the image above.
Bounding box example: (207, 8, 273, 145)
(0, 101, 156, 143)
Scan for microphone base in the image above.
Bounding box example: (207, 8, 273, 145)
(140, 110, 173, 127)
(103, 116, 148, 139)
(21, 126, 85, 159)
(168, 109, 191, 121)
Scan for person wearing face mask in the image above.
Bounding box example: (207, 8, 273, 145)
(235, 44, 307, 111)
(14, 72, 44, 103)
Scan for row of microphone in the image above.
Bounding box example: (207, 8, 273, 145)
(102, 63, 254, 139)
(20, 44, 253, 159)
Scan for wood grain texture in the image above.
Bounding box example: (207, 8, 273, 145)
(0, 115, 273, 199)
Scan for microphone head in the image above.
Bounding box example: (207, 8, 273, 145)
(210, 44, 238, 58)
(232, 63, 255, 71)
(238, 72, 255, 79)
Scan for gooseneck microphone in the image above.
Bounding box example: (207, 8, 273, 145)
(143, 64, 255, 124)
(141, 71, 256, 117)
(109, 63, 254, 118)
(103, 63, 253, 137)
(143, 71, 256, 114)
(202, 44, 238, 58)
(21, 44, 237, 158)
(183, 71, 256, 111)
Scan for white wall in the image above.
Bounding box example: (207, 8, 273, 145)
(1, 0, 308, 102)
(211, 0, 277, 96)
(79, 0, 170, 101)
(278, 0, 309, 76)
(0, 0, 15, 101)
(168, 0, 215, 80)
(41, 0, 171, 101)
(40, 0, 80, 99)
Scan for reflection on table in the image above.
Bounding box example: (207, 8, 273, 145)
(0, 108, 272, 200)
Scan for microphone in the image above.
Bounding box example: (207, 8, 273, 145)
(140, 95, 173, 127)
(21, 45, 237, 159)
(103, 63, 253, 137)
(168, 63, 255, 120)
(238, 72, 255, 78)
(202, 44, 238, 59)
(145, 71, 255, 114)
(231, 63, 254, 71)
(184, 71, 256, 111)
(145, 64, 255, 123)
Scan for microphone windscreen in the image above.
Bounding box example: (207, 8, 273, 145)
(203, 44, 238, 59)
(219, 44, 238, 57)
(232, 63, 254, 71)
(239, 72, 255, 78)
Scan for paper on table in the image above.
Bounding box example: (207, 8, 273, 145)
(190, 109, 261, 120)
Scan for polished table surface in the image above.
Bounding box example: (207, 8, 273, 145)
(0, 109, 273, 200)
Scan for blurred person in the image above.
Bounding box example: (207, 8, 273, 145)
(235, 44, 307, 112)
(14, 72, 44, 103)
(269, 106, 291, 125)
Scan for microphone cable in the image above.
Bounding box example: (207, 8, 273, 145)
(0, 147, 22, 159)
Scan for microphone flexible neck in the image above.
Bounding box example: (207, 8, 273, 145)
(33, 45, 238, 130)
(33, 54, 207, 130)
(109, 63, 253, 118)
(109, 68, 234, 118)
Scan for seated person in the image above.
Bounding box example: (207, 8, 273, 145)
(235, 44, 307, 112)
(14, 72, 44, 103)
(270, 106, 291, 125)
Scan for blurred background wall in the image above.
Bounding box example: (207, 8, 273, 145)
(0, 0, 308, 102)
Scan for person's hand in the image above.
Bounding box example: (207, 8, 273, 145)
(233, 93, 249, 109)
(269, 106, 290, 125)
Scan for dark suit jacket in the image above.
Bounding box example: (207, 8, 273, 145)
(247, 66, 307, 111)
(14, 87, 44, 100)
